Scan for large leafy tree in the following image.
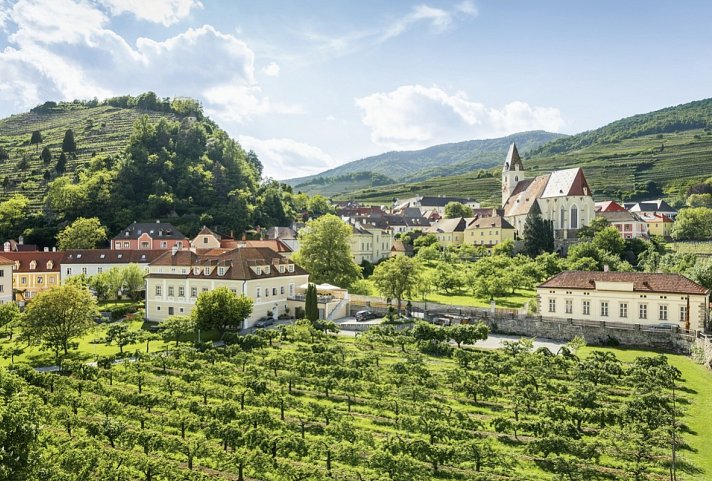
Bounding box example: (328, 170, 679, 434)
(160, 315, 196, 345)
(293, 214, 362, 288)
(444, 202, 473, 219)
(192, 287, 253, 332)
(671, 206, 712, 240)
(22, 285, 99, 356)
(591, 226, 625, 256)
(371, 256, 422, 314)
(56, 216, 108, 250)
(522, 206, 554, 257)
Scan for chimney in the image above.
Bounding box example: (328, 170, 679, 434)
(18, 236, 23, 245)
(603, 264, 610, 272)
(52, 247, 56, 252)
(171, 245, 179, 255)
(43, 247, 49, 252)
(3, 242, 8, 252)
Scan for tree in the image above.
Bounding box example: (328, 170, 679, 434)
(0, 372, 41, 481)
(577, 215, 609, 239)
(40, 146, 52, 164)
(0, 302, 20, 336)
(444, 202, 473, 219)
(30, 130, 42, 152)
(522, 207, 554, 257)
(0, 194, 29, 240)
(121, 263, 146, 301)
(192, 287, 253, 332)
(371, 256, 422, 314)
(56, 217, 108, 250)
(56, 152, 67, 174)
(293, 214, 361, 287)
(304, 283, 318, 322)
(671, 207, 712, 240)
(306, 195, 334, 218)
(160, 315, 196, 346)
(21, 285, 99, 357)
(446, 323, 489, 348)
(592, 226, 625, 256)
(62, 129, 76, 153)
(104, 323, 141, 354)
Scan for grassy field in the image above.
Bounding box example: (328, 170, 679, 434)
(342, 129, 712, 206)
(671, 241, 712, 255)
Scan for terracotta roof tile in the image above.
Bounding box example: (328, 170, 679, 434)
(539, 271, 709, 296)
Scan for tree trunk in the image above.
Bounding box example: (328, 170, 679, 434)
(237, 463, 244, 481)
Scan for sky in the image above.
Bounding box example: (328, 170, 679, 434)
(1, 1, 711, 180)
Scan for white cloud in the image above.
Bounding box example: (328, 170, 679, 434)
(355, 84, 564, 149)
(262, 61, 280, 77)
(203, 84, 303, 123)
(456, 1, 478, 16)
(238, 136, 337, 180)
(325, 114, 336, 121)
(383, 5, 453, 40)
(98, 0, 202, 26)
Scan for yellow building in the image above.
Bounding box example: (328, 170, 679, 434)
(641, 214, 673, 238)
(537, 271, 709, 331)
(3, 252, 64, 302)
(424, 217, 469, 247)
(348, 223, 393, 264)
(145, 247, 309, 328)
(464, 215, 515, 247)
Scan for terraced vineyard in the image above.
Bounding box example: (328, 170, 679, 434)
(1, 322, 704, 481)
(343, 129, 712, 206)
(0, 104, 177, 208)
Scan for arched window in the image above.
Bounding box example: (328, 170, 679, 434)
(560, 207, 566, 229)
(570, 205, 579, 229)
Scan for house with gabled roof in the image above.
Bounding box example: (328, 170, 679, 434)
(464, 214, 515, 248)
(501, 143, 596, 239)
(424, 217, 471, 247)
(2, 251, 65, 301)
(61, 249, 166, 282)
(112, 220, 188, 251)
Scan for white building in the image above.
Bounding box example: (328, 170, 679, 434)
(537, 271, 709, 331)
(0, 255, 13, 303)
(502, 143, 596, 239)
(61, 249, 165, 282)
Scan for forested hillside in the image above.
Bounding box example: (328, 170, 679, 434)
(288, 131, 564, 195)
(345, 98, 712, 206)
(0, 93, 302, 246)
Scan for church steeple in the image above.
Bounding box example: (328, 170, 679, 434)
(502, 143, 525, 207)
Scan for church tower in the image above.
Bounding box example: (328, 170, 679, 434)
(502, 142, 524, 207)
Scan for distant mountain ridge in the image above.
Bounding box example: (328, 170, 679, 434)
(287, 131, 566, 193)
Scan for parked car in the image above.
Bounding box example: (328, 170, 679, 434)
(254, 318, 275, 328)
(355, 310, 378, 322)
(650, 322, 678, 331)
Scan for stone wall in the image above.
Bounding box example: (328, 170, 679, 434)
(481, 316, 694, 354)
(692, 335, 712, 368)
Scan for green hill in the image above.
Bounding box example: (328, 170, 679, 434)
(343, 98, 712, 206)
(0, 94, 296, 246)
(287, 131, 565, 195)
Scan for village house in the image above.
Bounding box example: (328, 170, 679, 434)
(0, 255, 13, 304)
(537, 271, 709, 331)
(624, 199, 678, 219)
(112, 220, 188, 250)
(424, 217, 469, 247)
(390, 240, 414, 257)
(144, 246, 310, 327)
(2, 251, 65, 302)
(393, 195, 480, 216)
(640, 213, 674, 238)
(501, 143, 596, 239)
(598, 210, 648, 239)
(464, 215, 516, 247)
(61, 249, 166, 282)
(347, 220, 393, 264)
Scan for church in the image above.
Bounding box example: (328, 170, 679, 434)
(501, 143, 595, 239)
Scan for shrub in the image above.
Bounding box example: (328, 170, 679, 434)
(417, 339, 453, 357)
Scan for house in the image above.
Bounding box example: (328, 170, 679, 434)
(348, 220, 394, 264)
(537, 271, 709, 331)
(424, 217, 469, 247)
(112, 220, 188, 250)
(0, 256, 14, 304)
(2, 237, 38, 252)
(265, 226, 300, 253)
(625, 199, 678, 219)
(61, 249, 166, 282)
(390, 240, 414, 257)
(599, 211, 648, 239)
(464, 215, 515, 247)
(595, 200, 627, 213)
(3, 251, 64, 301)
(393, 195, 480, 215)
(502, 143, 596, 239)
(144, 247, 309, 327)
(640, 213, 674, 238)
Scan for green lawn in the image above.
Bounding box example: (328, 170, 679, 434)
(580, 345, 712, 480)
(425, 288, 535, 309)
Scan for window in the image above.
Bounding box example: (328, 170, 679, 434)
(29, 261, 36, 270)
(168, 307, 174, 315)
(279, 265, 285, 273)
(231, 288, 237, 294)
(191, 287, 197, 298)
(203, 267, 209, 275)
(66, 268, 72, 275)
(82, 267, 87, 275)
(178, 287, 185, 297)
(123, 242, 129, 248)
(156, 286, 161, 296)
(265, 266, 270, 274)
(256, 267, 262, 275)
(203, 237, 208, 244)
(289, 283, 294, 296)
(265, 288, 269, 298)
(659, 305, 668, 321)
(49, 277, 55, 284)
(560, 207, 566, 229)
(548, 298, 556, 313)
(97, 267, 102, 274)
(600, 301, 608, 317)
(639, 303, 647, 319)
(565, 299, 572, 314)
(570, 205, 578, 229)
(37, 276, 43, 284)
(0, 269, 3, 277)
(256, 287, 261, 298)
(140, 241, 150, 249)
(619, 303, 628, 318)
(272, 287, 277, 296)
(218, 267, 225, 276)
(115, 242, 121, 249)
(0, 285, 3, 293)
(680, 305, 687, 322)
(582, 300, 590, 315)
(281, 286, 285, 295)
(202, 287, 208, 293)
(288, 264, 294, 273)
(168, 286, 174, 297)
(160, 241, 167, 248)
(157, 306, 161, 311)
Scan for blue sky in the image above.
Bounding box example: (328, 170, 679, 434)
(1, 0, 711, 179)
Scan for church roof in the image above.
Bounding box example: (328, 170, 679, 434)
(541, 168, 591, 198)
(503, 143, 524, 171)
(503, 174, 550, 217)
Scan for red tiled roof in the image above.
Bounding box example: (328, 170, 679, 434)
(539, 271, 709, 296)
(2, 252, 65, 272)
